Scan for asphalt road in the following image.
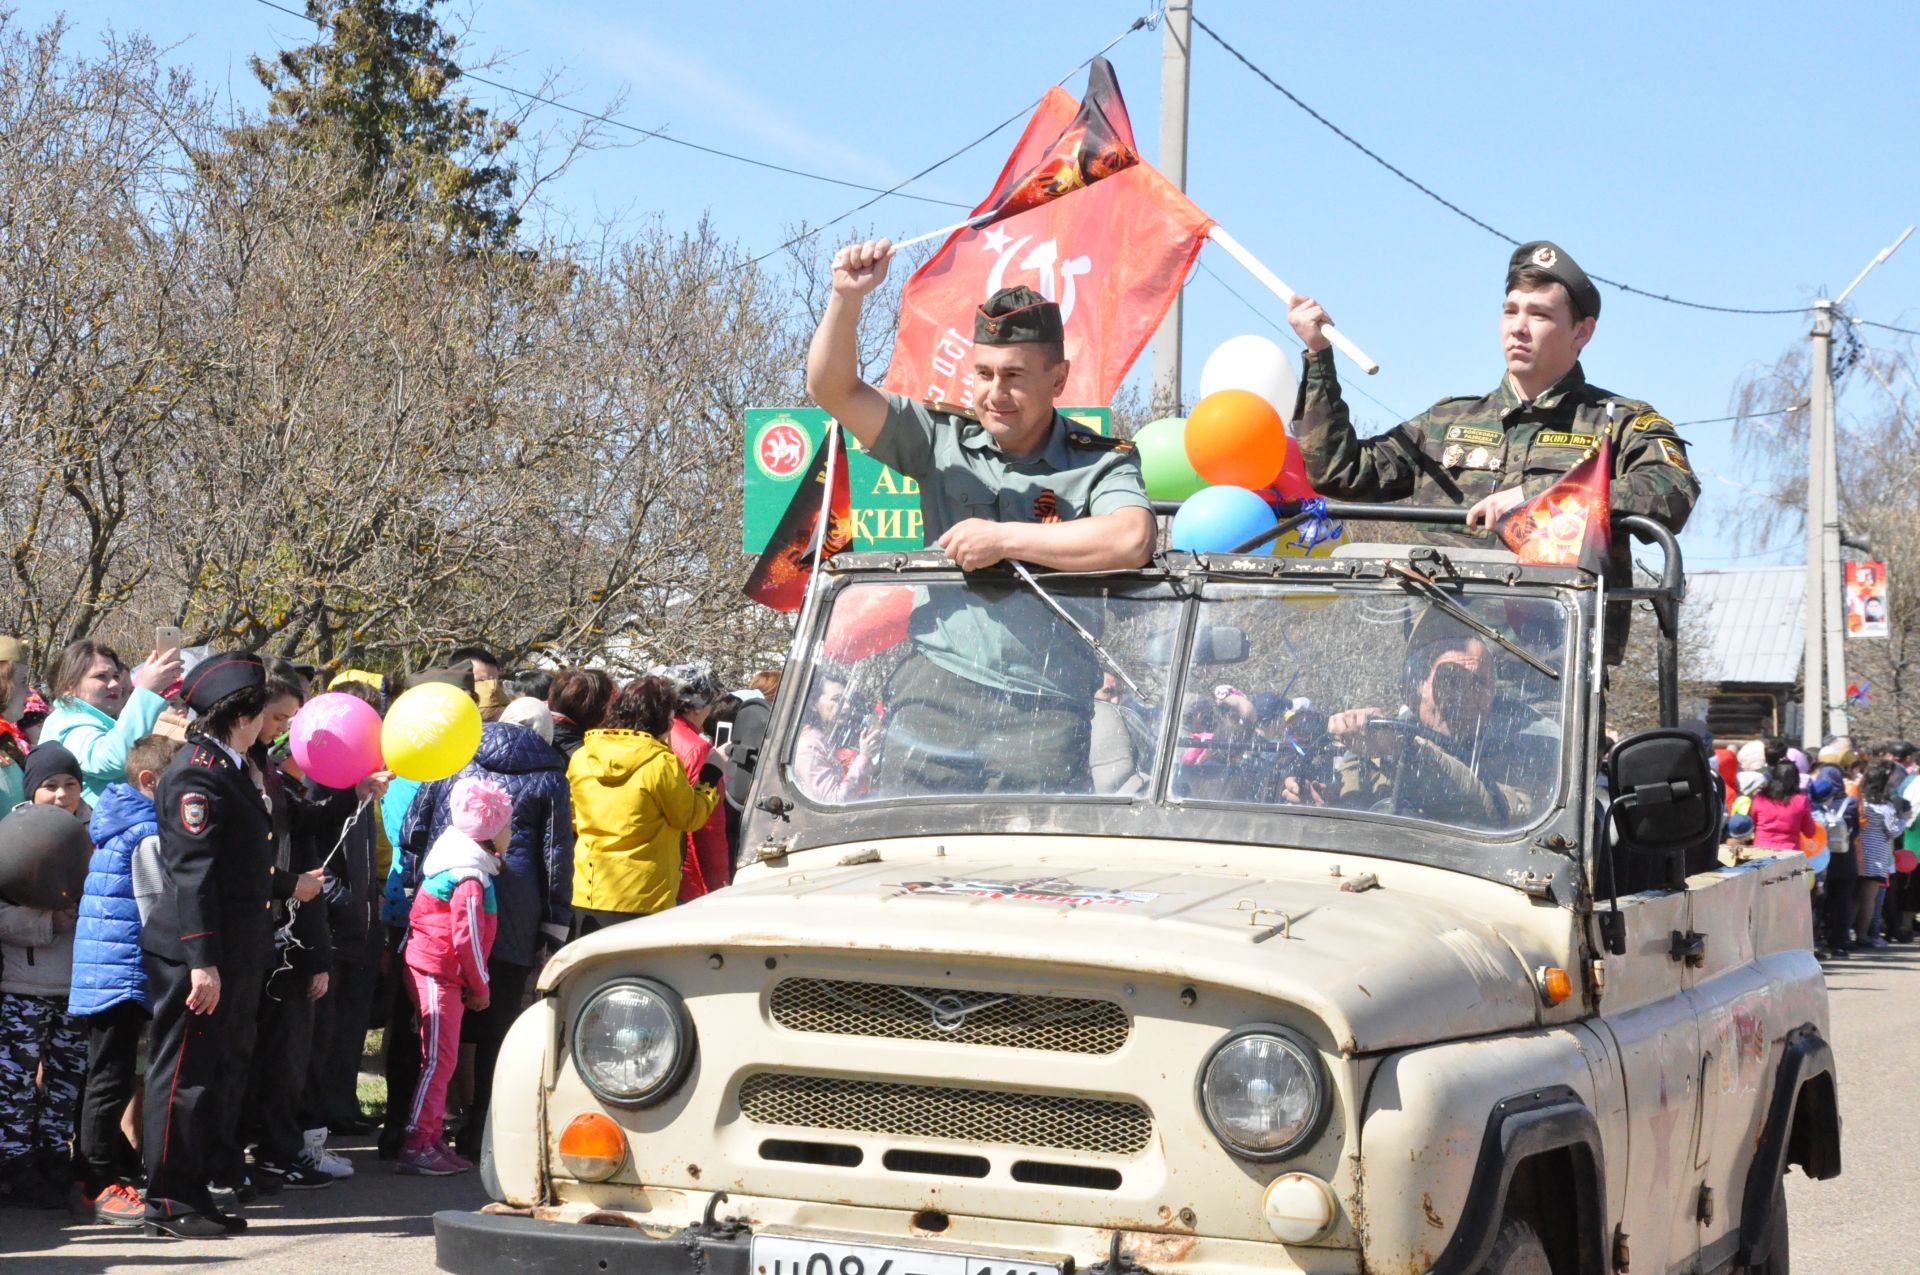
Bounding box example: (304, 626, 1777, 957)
(0, 1129, 486, 1273)
(2, 946, 1910, 1273)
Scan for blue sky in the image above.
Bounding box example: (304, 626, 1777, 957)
(34, 1, 1920, 568)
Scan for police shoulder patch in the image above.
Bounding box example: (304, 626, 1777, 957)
(1655, 437, 1692, 471)
(179, 792, 209, 835)
(1629, 410, 1674, 432)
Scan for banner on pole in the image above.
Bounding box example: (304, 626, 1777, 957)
(1844, 559, 1889, 639)
(743, 406, 1110, 553)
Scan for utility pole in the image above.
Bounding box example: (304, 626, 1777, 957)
(1802, 225, 1913, 745)
(1150, 0, 1192, 418)
(1802, 302, 1829, 750)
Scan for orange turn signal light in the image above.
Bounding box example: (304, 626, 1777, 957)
(558, 1112, 627, 1181)
(1535, 966, 1572, 1006)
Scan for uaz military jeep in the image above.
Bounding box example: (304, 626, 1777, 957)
(437, 504, 1839, 1275)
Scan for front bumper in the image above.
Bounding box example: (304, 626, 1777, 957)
(434, 1211, 750, 1275)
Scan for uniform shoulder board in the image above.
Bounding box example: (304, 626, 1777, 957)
(1068, 429, 1134, 453)
(188, 744, 221, 768)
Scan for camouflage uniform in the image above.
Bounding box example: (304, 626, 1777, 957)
(1294, 348, 1700, 660)
(0, 991, 87, 1175)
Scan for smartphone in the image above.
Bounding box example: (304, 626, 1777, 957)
(155, 624, 188, 652)
(712, 720, 734, 748)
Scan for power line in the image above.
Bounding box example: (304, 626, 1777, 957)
(746, 14, 1154, 267)
(1858, 318, 1920, 338)
(250, 0, 969, 208)
(1673, 405, 1802, 427)
(1189, 14, 1810, 318)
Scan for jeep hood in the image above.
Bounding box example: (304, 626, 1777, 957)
(541, 836, 1564, 1055)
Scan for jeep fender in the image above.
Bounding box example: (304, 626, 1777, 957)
(1736, 1023, 1840, 1269)
(483, 997, 557, 1207)
(1358, 1028, 1609, 1275)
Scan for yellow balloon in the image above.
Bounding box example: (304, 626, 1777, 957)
(381, 682, 483, 781)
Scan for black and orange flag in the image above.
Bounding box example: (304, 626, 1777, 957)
(744, 429, 853, 612)
(974, 56, 1138, 226)
(1495, 440, 1613, 575)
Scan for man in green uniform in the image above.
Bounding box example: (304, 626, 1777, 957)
(1288, 241, 1699, 660)
(804, 238, 1155, 795)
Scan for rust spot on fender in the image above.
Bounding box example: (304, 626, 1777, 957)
(1422, 1192, 1444, 1229)
(687, 1163, 702, 1180)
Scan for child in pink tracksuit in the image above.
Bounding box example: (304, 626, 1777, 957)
(397, 776, 509, 1176)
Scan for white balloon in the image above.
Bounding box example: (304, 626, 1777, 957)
(1199, 334, 1299, 427)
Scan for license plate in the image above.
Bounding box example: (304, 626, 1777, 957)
(751, 1231, 1068, 1275)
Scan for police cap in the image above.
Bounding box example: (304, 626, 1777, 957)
(1507, 241, 1601, 321)
(975, 285, 1064, 347)
(181, 651, 265, 715)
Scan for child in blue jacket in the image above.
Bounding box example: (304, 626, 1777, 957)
(66, 733, 179, 1224)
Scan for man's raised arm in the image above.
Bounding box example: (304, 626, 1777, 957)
(804, 239, 895, 449)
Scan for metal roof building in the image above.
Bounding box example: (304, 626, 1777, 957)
(1683, 566, 1806, 737)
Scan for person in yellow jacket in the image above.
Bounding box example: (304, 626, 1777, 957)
(568, 675, 719, 937)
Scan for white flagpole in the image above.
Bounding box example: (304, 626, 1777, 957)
(1207, 226, 1380, 375)
(893, 214, 989, 251)
(801, 424, 844, 608)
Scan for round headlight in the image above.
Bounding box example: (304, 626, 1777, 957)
(572, 979, 693, 1106)
(1199, 1026, 1327, 1160)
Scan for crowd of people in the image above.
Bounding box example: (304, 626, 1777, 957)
(1716, 733, 1920, 958)
(0, 637, 777, 1236)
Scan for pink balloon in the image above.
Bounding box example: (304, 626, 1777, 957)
(290, 693, 385, 789)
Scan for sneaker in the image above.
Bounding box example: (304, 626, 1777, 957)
(304, 1128, 354, 1179)
(1872, 937, 1891, 948)
(255, 1158, 334, 1190)
(394, 1143, 464, 1176)
(438, 1142, 473, 1173)
(74, 1181, 147, 1226)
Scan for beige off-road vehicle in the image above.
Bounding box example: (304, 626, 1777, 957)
(436, 505, 1838, 1275)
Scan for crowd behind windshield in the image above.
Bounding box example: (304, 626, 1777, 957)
(790, 578, 1570, 834)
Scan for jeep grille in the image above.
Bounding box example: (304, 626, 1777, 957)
(736, 1073, 1151, 1156)
(769, 978, 1130, 1055)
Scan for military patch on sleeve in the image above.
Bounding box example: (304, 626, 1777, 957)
(1655, 438, 1692, 471)
(1533, 431, 1598, 449)
(1443, 425, 1504, 446)
(1629, 411, 1674, 432)
(179, 792, 209, 835)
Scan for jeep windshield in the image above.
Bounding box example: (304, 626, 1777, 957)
(784, 572, 1573, 838)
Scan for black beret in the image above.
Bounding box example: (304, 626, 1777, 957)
(181, 651, 265, 715)
(975, 285, 1064, 347)
(21, 741, 80, 795)
(1507, 240, 1600, 321)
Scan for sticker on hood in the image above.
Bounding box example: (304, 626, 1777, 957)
(889, 877, 1159, 907)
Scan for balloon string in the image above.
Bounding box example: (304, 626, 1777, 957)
(1288, 497, 1343, 553)
(268, 793, 374, 999)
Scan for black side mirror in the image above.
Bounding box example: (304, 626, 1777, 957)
(1606, 727, 1723, 891)
(722, 699, 774, 814)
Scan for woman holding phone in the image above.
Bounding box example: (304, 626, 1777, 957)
(42, 638, 184, 807)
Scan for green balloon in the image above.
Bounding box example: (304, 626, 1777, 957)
(1134, 416, 1208, 501)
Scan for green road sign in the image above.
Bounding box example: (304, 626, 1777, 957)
(743, 406, 1111, 552)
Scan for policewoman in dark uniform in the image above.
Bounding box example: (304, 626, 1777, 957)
(1288, 241, 1700, 661)
(140, 653, 276, 1237)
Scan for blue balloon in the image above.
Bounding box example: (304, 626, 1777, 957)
(1169, 485, 1277, 554)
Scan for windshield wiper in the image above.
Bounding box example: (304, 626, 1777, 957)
(1009, 560, 1153, 704)
(1383, 560, 1560, 681)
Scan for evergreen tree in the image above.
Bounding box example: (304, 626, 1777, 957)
(253, 0, 519, 246)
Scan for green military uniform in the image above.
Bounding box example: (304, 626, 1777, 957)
(1292, 240, 1699, 663)
(857, 285, 1150, 796)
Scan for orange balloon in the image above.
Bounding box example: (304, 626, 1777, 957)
(1184, 389, 1288, 489)
(1799, 824, 1827, 857)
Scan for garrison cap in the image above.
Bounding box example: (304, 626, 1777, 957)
(181, 651, 265, 715)
(1508, 241, 1601, 321)
(975, 285, 1065, 347)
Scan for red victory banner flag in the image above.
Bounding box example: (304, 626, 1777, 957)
(1495, 440, 1613, 575)
(883, 69, 1214, 412)
(744, 428, 853, 612)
